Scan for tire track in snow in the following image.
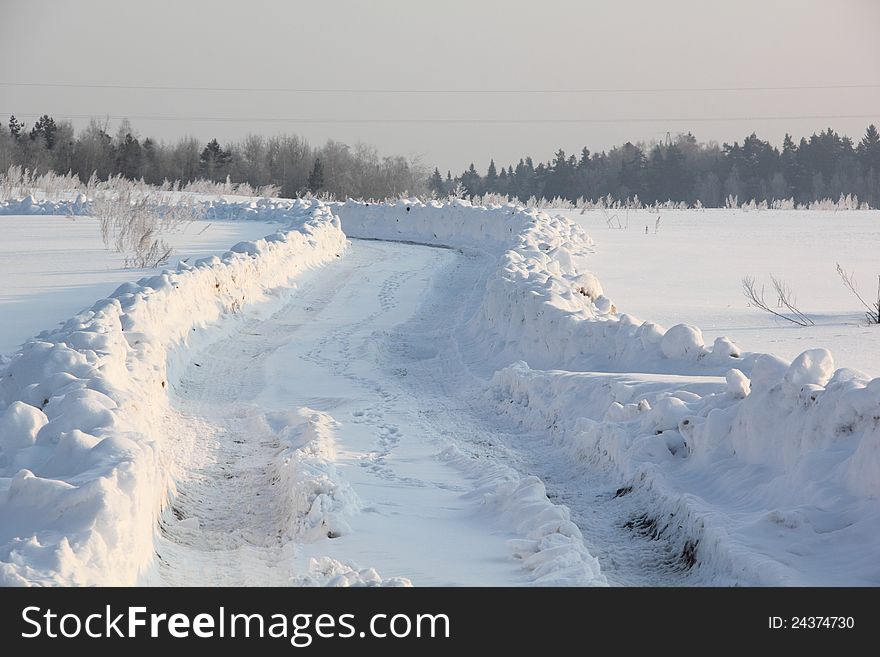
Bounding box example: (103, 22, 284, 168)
(149, 241, 521, 586)
(378, 250, 706, 586)
(151, 244, 404, 586)
(149, 237, 691, 586)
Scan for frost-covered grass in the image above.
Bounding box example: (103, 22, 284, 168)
(0, 166, 281, 203)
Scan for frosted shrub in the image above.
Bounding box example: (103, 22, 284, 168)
(178, 177, 281, 198)
(92, 191, 205, 268)
(742, 275, 814, 327)
(836, 264, 880, 324)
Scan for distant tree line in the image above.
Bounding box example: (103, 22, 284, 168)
(431, 126, 880, 207)
(3, 114, 878, 206)
(0, 115, 428, 199)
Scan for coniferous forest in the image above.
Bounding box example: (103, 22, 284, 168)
(437, 127, 880, 207)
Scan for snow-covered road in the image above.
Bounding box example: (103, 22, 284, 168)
(145, 238, 720, 586)
(145, 241, 528, 585)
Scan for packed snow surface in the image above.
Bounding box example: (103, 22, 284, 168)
(1, 198, 877, 586)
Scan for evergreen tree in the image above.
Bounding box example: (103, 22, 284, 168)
(199, 138, 232, 181)
(29, 114, 58, 149)
(460, 163, 481, 196)
(858, 124, 880, 169)
(578, 147, 591, 170)
(780, 133, 800, 199)
(8, 115, 24, 140)
(115, 132, 144, 180)
(543, 148, 575, 200)
(142, 138, 161, 184)
(485, 159, 498, 192)
(617, 142, 646, 200)
(512, 157, 536, 200)
(308, 157, 325, 192)
(428, 167, 445, 196)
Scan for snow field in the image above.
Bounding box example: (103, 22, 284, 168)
(563, 207, 880, 375)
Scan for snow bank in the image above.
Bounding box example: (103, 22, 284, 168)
(305, 556, 411, 587)
(0, 193, 324, 223)
(0, 204, 346, 585)
(202, 197, 324, 222)
(439, 444, 606, 586)
(489, 359, 880, 584)
(336, 199, 749, 376)
(270, 408, 359, 542)
(269, 408, 411, 587)
(337, 198, 535, 250)
(0, 194, 89, 216)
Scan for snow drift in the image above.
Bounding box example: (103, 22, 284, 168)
(488, 357, 880, 584)
(0, 204, 346, 585)
(440, 444, 606, 586)
(271, 408, 359, 543)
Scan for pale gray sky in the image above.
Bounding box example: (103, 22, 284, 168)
(1, 0, 878, 172)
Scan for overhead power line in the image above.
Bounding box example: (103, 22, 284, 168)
(1, 81, 880, 94)
(0, 112, 876, 125)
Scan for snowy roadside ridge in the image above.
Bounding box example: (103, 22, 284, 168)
(303, 556, 412, 587)
(272, 409, 411, 587)
(0, 194, 90, 216)
(270, 408, 360, 543)
(0, 193, 323, 222)
(337, 199, 750, 377)
(0, 204, 346, 585)
(489, 356, 880, 584)
(439, 444, 607, 586)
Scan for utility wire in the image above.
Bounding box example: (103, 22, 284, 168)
(1, 81, 879, 94)
(0, 112, 876, 124)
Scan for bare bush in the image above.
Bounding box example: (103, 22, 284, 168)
(768, 275, 814, 326)
(177, 176, 281, 198)
(742, 275, 814, 326)
(92, 191, 204, 268)
(836, 264, 880, 324)
(601, 208, 628, 229)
